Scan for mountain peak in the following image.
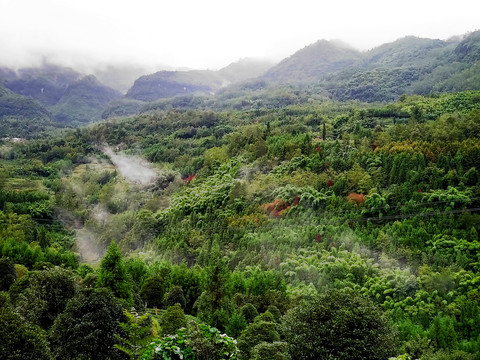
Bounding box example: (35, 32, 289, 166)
(263, 39, 362, 83)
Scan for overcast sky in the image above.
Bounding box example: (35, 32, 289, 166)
(0, 0, 479, 70)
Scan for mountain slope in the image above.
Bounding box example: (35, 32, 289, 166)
(126, 58, 274, 102)
(0, 65, 122, 126)
(51, 75, 122, 124)
(362, 36, 451, 69)
(0, 83, 54, 138)
(126, 70, 222, 101)
(262, 40, 363, 83)
(1, 64, 82, 106)
(313, 32, 480, 101)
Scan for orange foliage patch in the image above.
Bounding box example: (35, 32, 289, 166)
(263, 198, 291, 218)
(346, 193, 365, 205)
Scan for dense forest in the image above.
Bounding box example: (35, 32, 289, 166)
(1, 86, 480, 359)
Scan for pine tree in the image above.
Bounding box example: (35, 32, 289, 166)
(97, 241, 132, 304)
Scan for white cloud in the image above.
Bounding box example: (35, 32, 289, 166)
(0, 0, 479, 69)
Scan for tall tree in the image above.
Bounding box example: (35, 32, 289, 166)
(97, 241, 132, 305)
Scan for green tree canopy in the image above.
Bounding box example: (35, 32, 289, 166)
(283, 289, 398, 360)
(0, 306, 52, 360)
(50, 287, 127, 360)
(97, 241, 132, 304)
(0, 257, 16, 291)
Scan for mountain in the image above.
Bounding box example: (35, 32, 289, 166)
(217, 58, 275, 84)
(126, 58, 274, 102)
(51, 75, 121, 124)
(361, 36, 451, 69)
(93, 64, 160, 94)
(0, 64, 82, 106)
(126, 70, 222, 101)
(257, 31, 480, 102)
(262, 40, 363, 83)
(0, 82, 54, 138)
(0, 65, 122, 126)
(454, 30, 480, 63)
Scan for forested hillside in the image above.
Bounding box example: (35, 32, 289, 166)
(265, 31, 480, 102)
(1, 89, 480, 359)
(0, 83, 55, 138)
(0, 65, 121, 134)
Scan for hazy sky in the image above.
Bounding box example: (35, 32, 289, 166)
(0, 0, 479, 70)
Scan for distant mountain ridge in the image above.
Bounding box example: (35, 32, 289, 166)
(0, 82, 54, 138)
(122, 30, 480, 104)
(126, 58, 274, 101)
(262, 39, 362, 83)
(261, 31, 480, 101)
(1, 30, 480, 137)
(0, 64, 121, 129)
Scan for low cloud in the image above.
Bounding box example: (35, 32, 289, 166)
(103, 147, 157, 186)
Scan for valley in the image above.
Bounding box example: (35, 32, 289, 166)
(1, 29, 480, 360)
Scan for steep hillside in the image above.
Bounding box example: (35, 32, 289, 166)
(262, 40, 363, 83)
(2, 88, 480, 359)
(0, 83, 54, 137)
(454, 30, 480, 63)
(126, 70, 222, 101)
(250, 32, 480, 102)
(51, 75, 122, 124)
(0, 65, 122, 127)
(1, 64, 81, 106)
(362, 36, 451, 69)
(319, 32, 480, 101)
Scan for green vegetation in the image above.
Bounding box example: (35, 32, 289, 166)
(1, 87, 480, 359)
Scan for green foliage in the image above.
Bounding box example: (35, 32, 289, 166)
(141, 322, 239, 360)
(164, 285, 186, 309)
(160, 304, 187, 336)
(0, 257, 16, 291)
(97, 241, 133, 304)
(4, 67, 480, 360)
(0, 83, 54, 138)
(13, 266, 76, 328)
(283, 289, 398, 360)
(0, 306, 52, 360)
(115, 308, 153, 360)
(140, 274, 166, 309)
(237, 320, 280, 360)
(251, 342, 291, 360)
(226, 311, 247, 338)
(50, 288, 127, 360)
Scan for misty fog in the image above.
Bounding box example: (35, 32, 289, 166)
(103, 147, 157, 185)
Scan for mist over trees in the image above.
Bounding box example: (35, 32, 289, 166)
(1, 28, 480, 360)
